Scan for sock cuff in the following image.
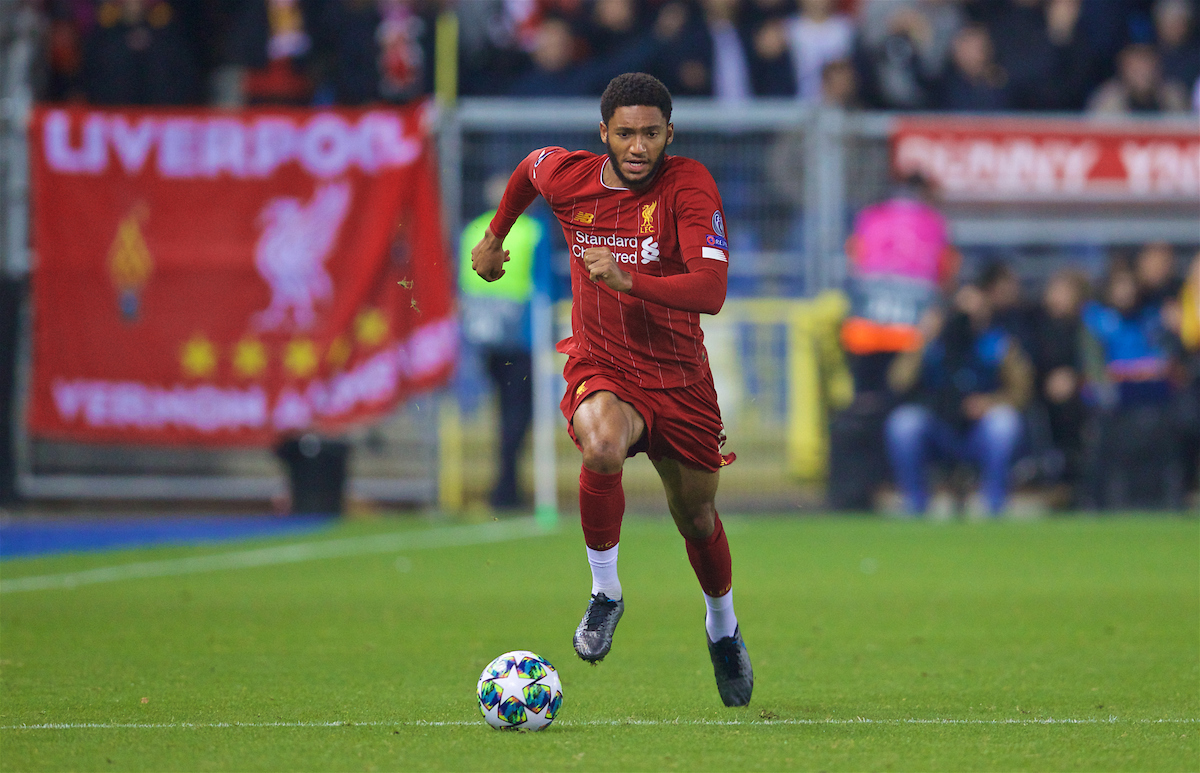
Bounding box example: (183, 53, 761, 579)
(579, 466, 623, 494)
(704, 586, 734, 604)
(586, 543, 619, 561)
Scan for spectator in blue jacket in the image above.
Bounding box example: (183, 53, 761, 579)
(1081, 259, 1184, 508)
(885, 277, 1034, 517)
(1083, 261, 1175, 408)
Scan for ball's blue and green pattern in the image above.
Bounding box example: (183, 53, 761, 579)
(496, 696, 528, 725)
(477, 679, 502, 711)
(476, 650, 563, 731)
(517, 657, 547, 680)
(484, 655, 516, 679)
(522, 683, 550, 713)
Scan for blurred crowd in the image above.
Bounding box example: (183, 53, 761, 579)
(37, 0, 439, 106)
(831, 176, 1200, 514)
(32, 0, 1200, 113)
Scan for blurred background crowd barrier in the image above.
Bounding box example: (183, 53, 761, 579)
(0, 0, 1197, 515)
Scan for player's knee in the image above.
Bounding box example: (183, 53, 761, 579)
(580, 437, 627, 475)
(675, 503, 716, 540)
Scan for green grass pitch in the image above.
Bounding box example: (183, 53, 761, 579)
(1, 514, 1196, 771)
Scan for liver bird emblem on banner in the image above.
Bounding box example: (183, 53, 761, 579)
(253, 182, 352, 331)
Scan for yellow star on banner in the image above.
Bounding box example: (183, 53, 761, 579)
(354, 308, 389, 348)
(326, 335, 352, 369)
(284, 338, 319, 378)
(232, 338, 268, 378)
(180, 333, 217, 378)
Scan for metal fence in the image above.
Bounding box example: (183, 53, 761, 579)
(444, 99, 1200, 293)
(3, 93, 1197, 505)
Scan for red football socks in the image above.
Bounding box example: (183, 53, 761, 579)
(579, 466, 624, 550)
(685, 512, 733, 598)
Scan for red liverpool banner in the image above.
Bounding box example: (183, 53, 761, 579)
(28, 104, 456, 446)
(892, 117, 1199, 202)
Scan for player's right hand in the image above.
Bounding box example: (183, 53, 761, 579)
(583, 247, 632, 293)
(471, 228, 510, 282)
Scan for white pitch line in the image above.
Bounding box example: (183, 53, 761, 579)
(0, 517, 552, 594)
(2, 718, 1197, 731)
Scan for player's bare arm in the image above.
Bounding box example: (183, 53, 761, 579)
(583, 247, 633, 293)
(470, 227, 510, 282)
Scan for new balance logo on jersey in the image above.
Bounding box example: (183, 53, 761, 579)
(640, 237, 660, 264)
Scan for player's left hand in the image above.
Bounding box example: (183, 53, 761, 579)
(583, 247, 632, 293)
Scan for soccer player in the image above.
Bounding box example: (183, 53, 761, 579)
(470, 72, 752, 707)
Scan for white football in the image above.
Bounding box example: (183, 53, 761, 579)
(477, 650, 563, 730)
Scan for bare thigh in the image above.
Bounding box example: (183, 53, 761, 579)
(571, 391, 646, 475)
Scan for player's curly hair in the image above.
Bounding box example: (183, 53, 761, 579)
(600, 73, 672, 125)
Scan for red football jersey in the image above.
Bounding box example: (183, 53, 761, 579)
(490, 147, 730, 389)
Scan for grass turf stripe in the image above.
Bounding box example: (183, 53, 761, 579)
(0, 517, 550, 594)
(3, 718, 1197, 730)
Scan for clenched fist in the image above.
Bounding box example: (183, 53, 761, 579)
(471, 228, 510, 282)
(583, 247, 632, 293)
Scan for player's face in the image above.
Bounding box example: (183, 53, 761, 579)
(600, 106, 673, 190)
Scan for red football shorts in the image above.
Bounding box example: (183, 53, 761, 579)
(560, 357, 736, 473)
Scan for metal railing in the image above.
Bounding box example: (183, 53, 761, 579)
(443, 99, 1199, 293)
(2, 92, 1197, 503)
